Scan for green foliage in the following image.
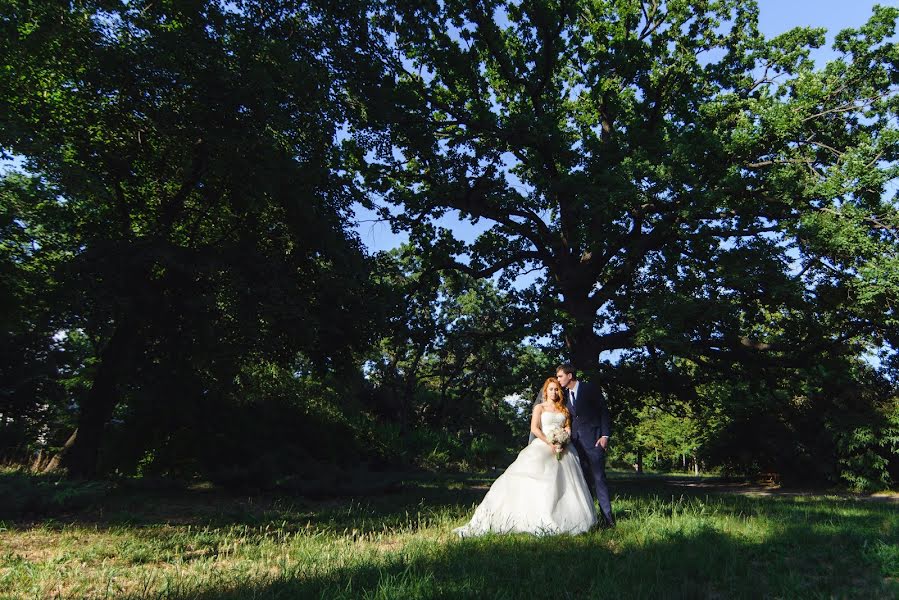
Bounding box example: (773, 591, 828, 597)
(467, 435, 510, 469)
(100, 362, 375, 488)
(358, 0, 899, 372)
(0, 0, 382, 475)
(613, 401, 703, 472)
(1, 0, 897, 489)
(837, 396, 899, 492)
(0, 175, 73, 460)
(866, 539, 899, 579)
(349, 0, 899, 485)
(355, 422, 515, 472)
(0, 468, 112, 518)
(361, 246, 547, 455)
(604, 346, 899, 488)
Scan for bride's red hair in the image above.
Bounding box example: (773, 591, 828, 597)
(542, 377, 571, 428)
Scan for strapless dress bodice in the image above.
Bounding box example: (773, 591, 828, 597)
(541, 411, 566, 432)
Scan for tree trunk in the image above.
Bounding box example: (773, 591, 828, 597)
(31, 448, 52, 473)
(563, 318, 602, 375)
(47, 311, 139, 478)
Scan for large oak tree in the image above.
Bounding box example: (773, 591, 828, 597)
(357, 0, 899, 376)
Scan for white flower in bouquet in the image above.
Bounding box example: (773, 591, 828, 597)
(547, 427, 570, 460)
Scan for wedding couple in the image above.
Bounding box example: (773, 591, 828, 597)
(453, 364, 614, 537)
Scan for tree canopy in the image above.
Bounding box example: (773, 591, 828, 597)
(1, 0, 896, 488)
(355, 0, 899, 378)
(0, 0, 380, 476)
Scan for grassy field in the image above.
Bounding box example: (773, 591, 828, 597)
(0, 469, 896, 599)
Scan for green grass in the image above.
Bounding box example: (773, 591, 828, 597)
(0, 470, 896, 599)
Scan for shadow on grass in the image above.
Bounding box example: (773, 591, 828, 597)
(0, 469, 491, 530)
(148, 519, 896, 600)
(3, 470, 896, 599)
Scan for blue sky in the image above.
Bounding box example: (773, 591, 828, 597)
(352, 0, 895, 255)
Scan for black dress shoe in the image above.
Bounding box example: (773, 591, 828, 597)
(600, 514, 616, 529)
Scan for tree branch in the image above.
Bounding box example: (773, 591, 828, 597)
(468, 0, 528, 90)
(420, 171, 558, 265)
(589, 212, 681, 308)
(159, 139, 206, 235)
(434, 250, 544, 279)
(596, 329, 636, 351)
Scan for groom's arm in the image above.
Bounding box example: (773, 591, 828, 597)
(595, 385, 611, 448)
(599, 395, 611, 439)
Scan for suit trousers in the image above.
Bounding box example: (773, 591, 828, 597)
(572, 433, 613, 522)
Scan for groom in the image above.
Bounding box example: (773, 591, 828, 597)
(557, 363, 615, 528)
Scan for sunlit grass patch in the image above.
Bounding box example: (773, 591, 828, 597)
(0, 472, 896, 599)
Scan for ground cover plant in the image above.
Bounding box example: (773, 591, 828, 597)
(1, 470, 896, 599)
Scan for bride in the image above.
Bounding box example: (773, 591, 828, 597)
(453, 377, 597, 537)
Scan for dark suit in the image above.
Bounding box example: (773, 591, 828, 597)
(566, 380, 613, 524)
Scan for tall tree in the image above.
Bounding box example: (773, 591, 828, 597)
(357, 0, 899, 377)
(0, 174, 69, 460)
(0, 0, 378, 476)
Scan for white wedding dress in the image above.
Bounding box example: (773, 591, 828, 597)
(453, 411, 597, 537)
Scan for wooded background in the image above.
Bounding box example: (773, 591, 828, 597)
(1, 0, 897, 491)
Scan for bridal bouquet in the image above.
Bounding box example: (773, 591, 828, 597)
(547, 427, 570, 461)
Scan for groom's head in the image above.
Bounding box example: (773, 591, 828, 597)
(556, 364, 576, 388)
